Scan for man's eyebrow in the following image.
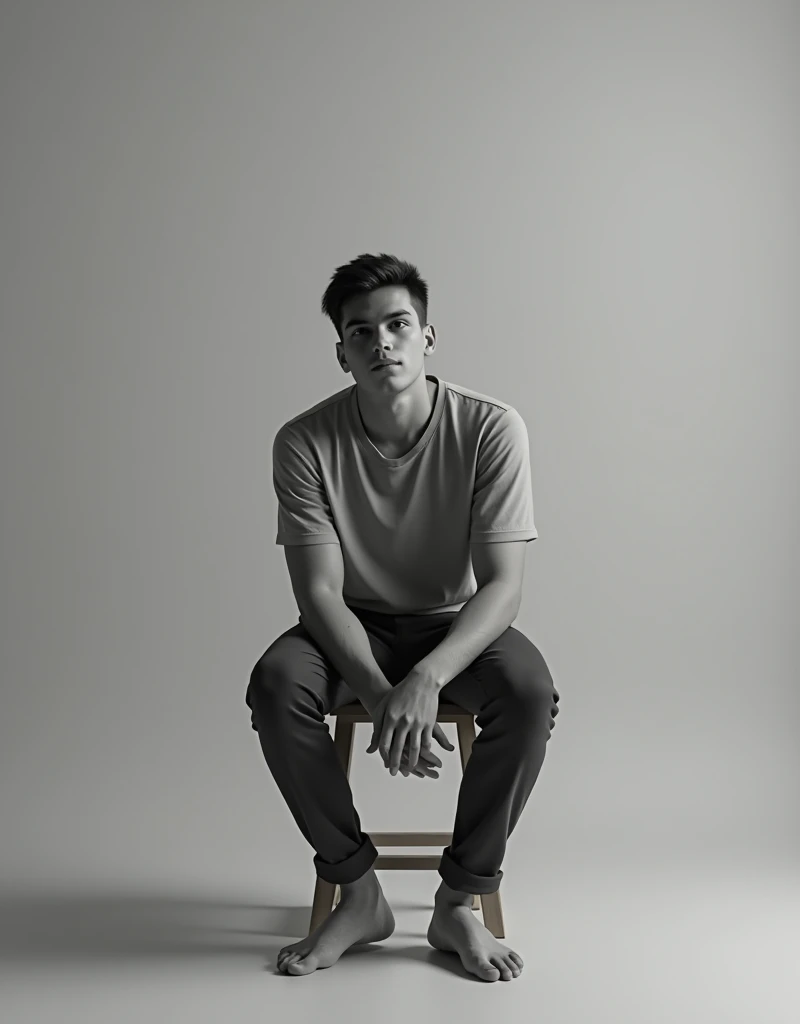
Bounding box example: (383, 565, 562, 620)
(344, 309, 413, 330)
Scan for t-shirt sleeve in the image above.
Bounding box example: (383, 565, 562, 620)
(470, 407, 538, 543)
(273, 425, 340, 546)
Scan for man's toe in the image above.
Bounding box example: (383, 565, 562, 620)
(287, 955, 317, 974)
(475, 958, 500, 980)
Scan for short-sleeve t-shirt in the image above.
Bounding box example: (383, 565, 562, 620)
(273, 373, 537, 615)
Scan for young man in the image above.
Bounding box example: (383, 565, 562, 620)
(246, 253, 560, 982)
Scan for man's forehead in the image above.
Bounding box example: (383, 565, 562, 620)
(344, 286, 410, 316)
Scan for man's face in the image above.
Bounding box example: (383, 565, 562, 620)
(336, 285, 433, 387)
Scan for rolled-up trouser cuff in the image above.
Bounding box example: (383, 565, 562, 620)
(438, 845, 503, 895)
(313, 831, 379, 885)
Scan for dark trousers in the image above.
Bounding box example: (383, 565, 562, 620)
(245, 605, 560, 895)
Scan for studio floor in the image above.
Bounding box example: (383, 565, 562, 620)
(1, 851, 797, 1024)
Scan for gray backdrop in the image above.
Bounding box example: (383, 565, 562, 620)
(1, 0, 797, 932)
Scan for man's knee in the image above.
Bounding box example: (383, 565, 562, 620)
(247, 651, 296, 717)
(501, 657, 559, 730)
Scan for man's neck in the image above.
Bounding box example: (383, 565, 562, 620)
(357, 377, 437, 452)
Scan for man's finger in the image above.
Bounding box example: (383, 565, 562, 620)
(387, 724, 408, 775)
(413, 742, 441, 766)
(432, 722, 454, 749)
(406, 728, 422, 774)
(420, 724, 433, 764)
(366, 706, 385, 754)
(379, 722, 394, 766)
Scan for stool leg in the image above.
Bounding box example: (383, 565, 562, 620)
(308, 717, 356, 936)
(481, 889, 505, 938)
(332, 717, 356, 774)
(456, 714, 505, 936)
(309, 877, 337, 935)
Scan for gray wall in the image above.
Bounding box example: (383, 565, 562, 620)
(1, 0, 797, 891)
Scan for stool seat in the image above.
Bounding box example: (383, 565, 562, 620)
(308, 698, 505, 938)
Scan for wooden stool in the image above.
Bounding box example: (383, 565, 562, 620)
(308, 700, 505, 938)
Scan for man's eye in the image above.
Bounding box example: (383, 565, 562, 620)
(353, 320, 407, 337)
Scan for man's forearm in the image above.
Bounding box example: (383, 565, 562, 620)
(297, 592, 392, 710)
(413, 581, 520, 691)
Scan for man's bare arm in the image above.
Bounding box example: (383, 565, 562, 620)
(299, 592, 445, 777)
(297, 590, 392, 713)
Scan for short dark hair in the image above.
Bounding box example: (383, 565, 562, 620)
(321, 252, 429, 342)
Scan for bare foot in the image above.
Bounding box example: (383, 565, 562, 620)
(427, 888, 523, 982)
(277, 872, 395, 976)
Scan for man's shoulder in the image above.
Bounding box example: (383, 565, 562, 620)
(444, 381, 526, 442)
(445, 379, 514, 415)
(279, 384, 352, 436)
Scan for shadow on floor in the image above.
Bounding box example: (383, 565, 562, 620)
(0, 888, 456, 971)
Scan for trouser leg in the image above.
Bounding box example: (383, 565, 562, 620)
(435, 627, 560, 895)
(245, 618, 391, 885)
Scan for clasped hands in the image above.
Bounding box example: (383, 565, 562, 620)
(365, 670, 455, 779)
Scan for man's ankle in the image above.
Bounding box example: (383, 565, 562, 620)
(340, 865, 380, 894)
(435, 880, 473, 905)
